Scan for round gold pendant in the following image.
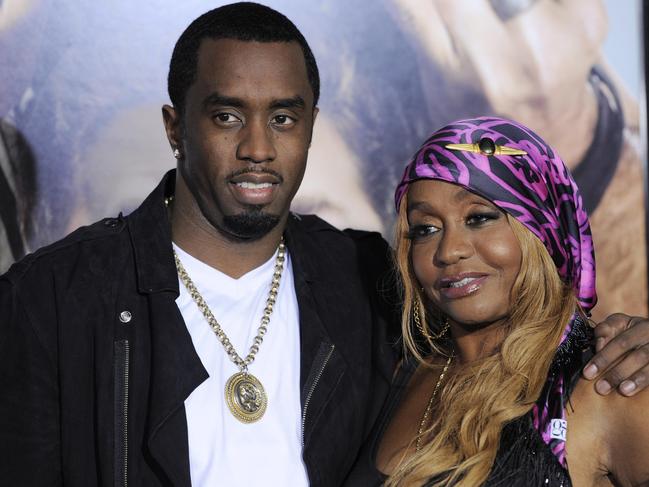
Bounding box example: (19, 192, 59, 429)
(225, 371, 267, 423)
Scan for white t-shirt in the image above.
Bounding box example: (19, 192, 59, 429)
(174, 244, 308, 487)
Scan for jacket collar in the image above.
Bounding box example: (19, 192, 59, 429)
(126, 170, 331, 295)
(127, 169, 179, 295)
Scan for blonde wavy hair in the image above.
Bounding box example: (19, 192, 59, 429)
(387, 193, 578, 486)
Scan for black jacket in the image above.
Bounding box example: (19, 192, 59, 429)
(0, 172, 399, 486)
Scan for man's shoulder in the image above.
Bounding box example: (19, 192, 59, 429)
(2, 215, 129, 286)
(287, 212, 393, 280)
(3, 170, 171, 287)
(288, 212, 388, 247)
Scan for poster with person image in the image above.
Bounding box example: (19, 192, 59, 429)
(0, 0, 645, 320)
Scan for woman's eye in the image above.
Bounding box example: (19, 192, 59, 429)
(406, 225, 440, 240)
(466, 212, 500, 226)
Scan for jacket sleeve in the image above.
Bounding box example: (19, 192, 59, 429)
(0, 278, 62, 485)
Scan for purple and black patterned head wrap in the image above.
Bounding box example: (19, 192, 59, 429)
(395, 116, 596, 311)
(395, 116, 597, 467)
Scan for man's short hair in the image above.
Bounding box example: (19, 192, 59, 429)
(168, 2, 320, 114)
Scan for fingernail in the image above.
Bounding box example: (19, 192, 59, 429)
(583, 363, 598, 379)
(596, 380, 611, 394)
(620, 380, 637, 395)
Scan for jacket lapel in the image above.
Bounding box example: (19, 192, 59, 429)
(144, 294, 207, 487)
(285, 217, 348, 447)
(127, 171, 208, 486)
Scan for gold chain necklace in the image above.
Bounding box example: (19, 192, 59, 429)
(415, 354, 453, 451)
(413, 302, 450, 340)
(174, 238, 286, 423)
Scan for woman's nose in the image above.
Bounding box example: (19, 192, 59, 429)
(434, 226, 474, 265)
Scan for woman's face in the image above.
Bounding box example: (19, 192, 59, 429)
(408, 180, 522, 328)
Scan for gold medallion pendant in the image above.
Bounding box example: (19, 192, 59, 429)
(225, 371, 268, 423)
(174, 237, 286, 425)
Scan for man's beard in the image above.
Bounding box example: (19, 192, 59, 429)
(222, 207, 280, 241)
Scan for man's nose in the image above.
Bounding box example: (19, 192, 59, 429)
(236, 121, 277, 163)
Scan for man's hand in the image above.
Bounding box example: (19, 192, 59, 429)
(583, 313, 649, 396)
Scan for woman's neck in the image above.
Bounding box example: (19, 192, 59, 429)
(450, 319, 507, 364)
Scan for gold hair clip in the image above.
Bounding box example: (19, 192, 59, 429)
(446, 137, 527, 156)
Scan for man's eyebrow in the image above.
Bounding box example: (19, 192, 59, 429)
(270, 96, 305, 110)
(201, 93, 306, 111)
(202, 92, 245, 109)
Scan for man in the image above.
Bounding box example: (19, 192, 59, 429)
(0, 3, 648, 486)
(0, 4, 396, 486)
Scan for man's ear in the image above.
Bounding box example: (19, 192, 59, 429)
(308, 106, 319, 146)
(162, 104, 182, 152)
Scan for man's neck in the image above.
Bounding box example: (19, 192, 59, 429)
(172, 220, 285, 280)
(169, 179, 286, 279)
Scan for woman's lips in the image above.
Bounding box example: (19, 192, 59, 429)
(437, 274, 488, 299)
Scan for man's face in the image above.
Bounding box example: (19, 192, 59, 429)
(169, 38, 317, 240)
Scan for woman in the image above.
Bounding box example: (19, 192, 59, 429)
(348, 117, 649, 486)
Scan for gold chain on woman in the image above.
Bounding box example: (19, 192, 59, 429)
(415, 354, 453, 451)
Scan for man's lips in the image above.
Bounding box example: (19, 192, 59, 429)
(228, 169, 282, 206)
(436, 273, 488, 299)
(229, 169, 282, 185)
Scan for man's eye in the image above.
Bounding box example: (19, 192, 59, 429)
(214, 113, 240, 124)
(406, 225, 440, 240)
(272, 114, 295, 126)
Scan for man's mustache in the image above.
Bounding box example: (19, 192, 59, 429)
(227, 167, 284, 183)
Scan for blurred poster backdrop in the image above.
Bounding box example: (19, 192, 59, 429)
(0, 0, 645, 320)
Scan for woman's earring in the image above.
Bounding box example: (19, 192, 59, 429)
(173, 148, 182, 159)
(413, 300, 450, 340)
